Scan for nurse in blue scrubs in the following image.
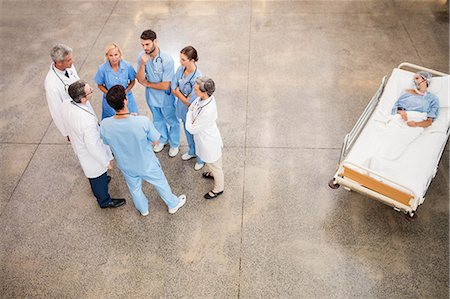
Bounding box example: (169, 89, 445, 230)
(171, 46, 204, 170)
(94, 43, 138, 119)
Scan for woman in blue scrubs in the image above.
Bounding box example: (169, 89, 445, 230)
(95, 43, 139, 119)
(171, 46, 204, 170)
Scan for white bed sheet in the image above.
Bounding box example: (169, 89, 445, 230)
(344, 68, 449, 203)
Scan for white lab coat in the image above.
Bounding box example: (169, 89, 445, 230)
(186, 95, 223, 163)
(44, 64, 79, 136)
(60, 100, 113, 178)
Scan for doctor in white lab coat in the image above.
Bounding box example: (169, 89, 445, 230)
(61, 80, 126, 209)
(186, 76, 224, 199)
(44, 44, 80, 140)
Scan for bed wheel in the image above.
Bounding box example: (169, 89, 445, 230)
(405, 212, 418, 221)
(328, 179, 340, 189)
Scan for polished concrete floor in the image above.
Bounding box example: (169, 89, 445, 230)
(1, 0, 449, 298)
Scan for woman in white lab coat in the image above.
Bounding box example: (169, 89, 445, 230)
(186, 77, 224, 199)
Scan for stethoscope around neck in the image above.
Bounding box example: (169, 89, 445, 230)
(191, 96, 212, 124)
(151, 48, 163, 73)
(180, 65, 197, 97)
(70, 100, 99, 124)
(52, 65, 70, 94)
(154, 50, 162, 64)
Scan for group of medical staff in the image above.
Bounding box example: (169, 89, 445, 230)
(44, 29, 224, 216)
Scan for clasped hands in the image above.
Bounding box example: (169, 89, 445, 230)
(398, 110, 416, 127)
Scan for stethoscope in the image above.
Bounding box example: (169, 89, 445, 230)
(70, 100, 99, 125)
(52, 65, 70, 95)
(152, 49, 163, 73)
(191, 97, 213, 124)
(179, 66, 197, 97)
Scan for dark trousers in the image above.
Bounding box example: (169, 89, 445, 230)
(88, 172, 112, 208)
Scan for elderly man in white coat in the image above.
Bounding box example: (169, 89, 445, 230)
(44, 44, 80, 141)
(61, 80, 126, 209)
(186, 76, 224, 199)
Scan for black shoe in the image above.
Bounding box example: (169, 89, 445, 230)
(107, 175, 111, 184)
(101, 198, 126, 209)
(204, 190, 223, 199)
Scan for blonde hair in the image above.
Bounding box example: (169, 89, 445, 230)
(104, 43, 123, 61)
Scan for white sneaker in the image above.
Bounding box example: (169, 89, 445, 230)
(181, 152, 195, 161)
(169, 146, 179, 157)
(153, 143, 165, 153)
(168, 194, 186, 214)
(194, 162, 205, 171)
(141, 210, 149, 216)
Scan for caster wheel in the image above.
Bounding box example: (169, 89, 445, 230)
(328, 179, 340, 189)
(404, 213, 418, 221)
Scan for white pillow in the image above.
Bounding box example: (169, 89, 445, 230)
(428, 75, 449, 108)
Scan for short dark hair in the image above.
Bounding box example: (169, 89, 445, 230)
(180, 46, 198, 62)
(140, 29, 157, 41)
(68, 80, 86, 103)
(106, 85, 126, 111)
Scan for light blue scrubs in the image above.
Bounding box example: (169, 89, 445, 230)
(171, 66, 203, 163)
(100, 115, 180, 214)
(137, 50, 180, 148)
(94, 60, 139, 119)
(391, 91, 439, 118)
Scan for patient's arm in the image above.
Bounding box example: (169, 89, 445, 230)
(407, 118, 433, 128)
(397, 110, 407, 121)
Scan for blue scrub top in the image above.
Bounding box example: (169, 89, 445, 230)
(137, 50, 175, 108)
(391, 91, 439, 119)
(100, 115, 161, 177)
(171, 65, 203, 119)
(94, 60, 138, 118)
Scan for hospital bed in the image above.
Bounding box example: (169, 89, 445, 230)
(329, 63, 449, 218)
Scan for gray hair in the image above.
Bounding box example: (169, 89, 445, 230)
(68, 80, 86, 103)
(196, 76, 215, 96)
(50, 44, 72, 63)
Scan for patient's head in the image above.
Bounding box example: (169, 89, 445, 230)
(414, 71, 432, 89)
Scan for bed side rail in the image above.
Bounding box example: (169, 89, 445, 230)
(423, 128, 450, 198)
(338, 76, 387, 163)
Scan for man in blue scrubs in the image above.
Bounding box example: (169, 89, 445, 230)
(100, 85, 186, 217)
(136, 29, 180, 157)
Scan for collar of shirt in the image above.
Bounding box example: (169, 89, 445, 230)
(52, 63, 75, 78)
(105, 60, 125, 73)
(197, 96, 214, 108)
(51, 64, 67, 75)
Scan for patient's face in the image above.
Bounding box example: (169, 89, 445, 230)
(414, 75, 426, 87)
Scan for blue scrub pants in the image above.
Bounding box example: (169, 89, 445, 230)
(122, 166, 180, 214)
(149, 104, 180, 148)
(88, 172, 112, 207)
(179, 111, 203, 164)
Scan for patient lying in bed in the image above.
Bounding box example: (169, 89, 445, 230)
(391, 71, 439, 128)
(367, 71, 440, 167)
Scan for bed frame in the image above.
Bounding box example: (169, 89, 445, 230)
(329, 63, 449, 218)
